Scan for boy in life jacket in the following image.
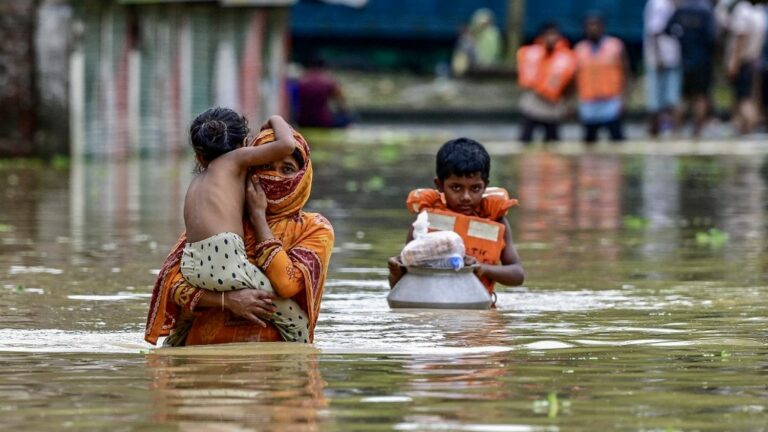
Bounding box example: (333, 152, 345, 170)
(387, 138, 525, 300)
(575, 14, 630, 143)
(517, 22, 577, 143)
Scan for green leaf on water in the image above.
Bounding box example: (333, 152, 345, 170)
(0, 223, 15, 233)
(720, 350, 731, 358)
(51, 155, 69, 170)
(15, 285, 23, 292)
(547, 391, 559, 418)
(696, 228, 730, 248)
(364, 175, 385, 192)
(345, 180, 358, 193)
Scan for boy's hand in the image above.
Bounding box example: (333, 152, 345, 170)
(463, 256, 478, 267)
(387, 256, 406, 289)
(388, 256, 404, 271)
(246, 174, 268, 214)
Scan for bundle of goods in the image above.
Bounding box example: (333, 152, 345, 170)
(400, 211, 465, 271)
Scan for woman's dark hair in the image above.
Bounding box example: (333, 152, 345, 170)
(435, 138, 491, 183)
(292, 148, 305, 169)
(190, 107, 249, 165)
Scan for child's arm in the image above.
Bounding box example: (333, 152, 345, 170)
(387, 225, 414, 288)
(228, 115, 296, 169)
(474, 218, 525, 286)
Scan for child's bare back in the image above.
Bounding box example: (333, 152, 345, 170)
(183, 111, 295, 243)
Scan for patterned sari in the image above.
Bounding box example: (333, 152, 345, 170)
(145, 128, 334, 346)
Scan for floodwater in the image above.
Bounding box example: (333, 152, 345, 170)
(1, 129, 768, 431)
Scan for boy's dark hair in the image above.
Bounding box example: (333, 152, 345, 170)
(190, 107, 249, 164)
(435, 138, 491, 183)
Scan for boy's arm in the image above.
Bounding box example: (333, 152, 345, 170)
(226, 115, 296, 169)
(475, 218, 525, 286)
(387, 225, 414, 288)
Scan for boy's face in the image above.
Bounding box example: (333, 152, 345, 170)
(435, 173, 487, 216)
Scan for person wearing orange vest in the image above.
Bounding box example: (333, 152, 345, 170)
(387, 138, 525, 300)
(574, 14, 630, 143)
(517, 23, 577, 143)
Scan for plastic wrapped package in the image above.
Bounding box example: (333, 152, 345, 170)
(400, 211, 465, 270)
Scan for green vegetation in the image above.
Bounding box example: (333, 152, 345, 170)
(695, 228, 730, 249)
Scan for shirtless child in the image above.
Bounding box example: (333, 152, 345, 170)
(180, 107, 309, 342)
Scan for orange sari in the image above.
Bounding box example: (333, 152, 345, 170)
(145, 129, 334, 346)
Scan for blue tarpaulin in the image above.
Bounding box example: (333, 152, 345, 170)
(291, 0, 645, 43)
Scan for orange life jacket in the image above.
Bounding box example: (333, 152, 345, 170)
(574, 36, 625, 101)
(517, 39, 577, 102)
(406, 188, 518, 293)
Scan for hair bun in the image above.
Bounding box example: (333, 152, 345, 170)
(201, 120, 227, 139)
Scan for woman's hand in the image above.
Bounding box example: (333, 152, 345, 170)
(246, 174, 268, 215)
(223, 289, 277, 327)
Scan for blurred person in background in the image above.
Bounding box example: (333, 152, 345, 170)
(516, 23, 577, 143)
(469, 8, 503, 67)
(666, 0, 717, 137)
(452, 8, 503, 75)
(575, 14, 630, 143)
(296, 57, 351, 128)
(716, 0, 766, 135)
(644, 0, 682, 137)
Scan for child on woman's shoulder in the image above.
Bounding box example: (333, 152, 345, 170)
(388, 137, 525, 296)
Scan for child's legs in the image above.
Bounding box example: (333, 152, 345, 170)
(181, 232, 265, 291)
(180, 233, 309, 342)
(242, 260, 310, 343)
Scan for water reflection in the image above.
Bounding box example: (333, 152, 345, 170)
(641, 155, 681, 280)
(148, 349, 329, 431)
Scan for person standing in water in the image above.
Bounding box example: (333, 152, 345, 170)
(146, 122, 334, 347)
(388, 138, 525, 304)
(517, 22, 577, 143)
(178, 108, 310, 343)
(574, 14, 630, 144)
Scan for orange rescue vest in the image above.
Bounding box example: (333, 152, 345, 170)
(517, 40, 577, 102)
(574, 36, 625, 101)
(406, 188, 518, 293)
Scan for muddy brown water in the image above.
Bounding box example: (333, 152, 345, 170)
(1, 134, 767, 430)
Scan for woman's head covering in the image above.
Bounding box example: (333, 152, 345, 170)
(250, 128, 313, 220)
